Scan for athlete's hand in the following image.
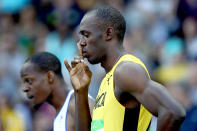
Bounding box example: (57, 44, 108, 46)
(64, 42, 92, 92)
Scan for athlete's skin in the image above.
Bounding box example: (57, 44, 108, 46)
(64, 7, 186, 131)
(20, 52, 94, 131)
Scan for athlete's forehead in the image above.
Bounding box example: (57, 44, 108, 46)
(79, 12, 99, 32)
(80, 11, 97, 25)
(20, 62, 40, 78)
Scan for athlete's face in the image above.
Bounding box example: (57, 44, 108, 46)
(20, 62, 52, 109)
(79, 12, 106, 64)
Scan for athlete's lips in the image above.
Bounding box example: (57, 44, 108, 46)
(27, 94, 34, 100)
(82, 50, 88, 58)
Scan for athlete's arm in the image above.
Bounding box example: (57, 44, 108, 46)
(67, 94, 94, 131)
(64, 43, 92, 131)
(114, 61, 186, 131)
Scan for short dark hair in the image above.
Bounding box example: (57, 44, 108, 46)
(90, 5, 126, 42)
(25, 52, 63, 78)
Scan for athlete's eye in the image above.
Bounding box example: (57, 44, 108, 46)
(80, 31, 89, 38)
(83, 33, 89, 38)
(25, 79, 33, 85)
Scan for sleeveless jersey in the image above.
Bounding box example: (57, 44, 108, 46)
(91, 54, 152, 131)
(54, 90, 74, 131)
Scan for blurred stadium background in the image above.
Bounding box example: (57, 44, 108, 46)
(0, 0, 197, 130)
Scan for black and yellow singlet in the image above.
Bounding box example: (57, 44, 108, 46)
(91, 54, 152, 131)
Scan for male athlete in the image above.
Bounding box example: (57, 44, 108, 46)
(20, 52, 94, 131)
(64, 5, 186, 131)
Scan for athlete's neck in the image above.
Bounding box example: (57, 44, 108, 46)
(48, 79, 70, 114)
(101, 46, 126, 73)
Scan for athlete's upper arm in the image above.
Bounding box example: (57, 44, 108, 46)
(113, 61, 185, 117)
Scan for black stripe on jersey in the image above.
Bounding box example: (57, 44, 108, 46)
(123, 105, 140, 131)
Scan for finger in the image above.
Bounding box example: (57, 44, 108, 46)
(74, 56, 81, 60)
(82, 61, 92, 77)
(77, 42, 84, 59)
(82, 60, 87, 66)
(74, 56, 84, 63)
(81, 60, 88, 71)
(64, 59, 71, 72)
(71, 59, 80, 68)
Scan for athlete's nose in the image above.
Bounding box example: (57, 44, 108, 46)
(22, 84, 30, 93)
(79, 38, 87, 47)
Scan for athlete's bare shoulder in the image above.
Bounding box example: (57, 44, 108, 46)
(114, 61, 148, 93)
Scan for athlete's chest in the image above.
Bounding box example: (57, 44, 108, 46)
(94, 74, 112, 106)
(92, 73, 125, 130)
(94, 72, 138, 111)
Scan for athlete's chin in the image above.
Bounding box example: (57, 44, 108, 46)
(87, 58, 100, 64)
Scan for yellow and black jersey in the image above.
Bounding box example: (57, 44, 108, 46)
(91, 54, 152, 131)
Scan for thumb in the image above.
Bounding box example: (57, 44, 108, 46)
(64, 59, 71, 73)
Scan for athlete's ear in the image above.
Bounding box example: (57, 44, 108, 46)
(47, 71, 55, 84)
(104, 27, 114, 41)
